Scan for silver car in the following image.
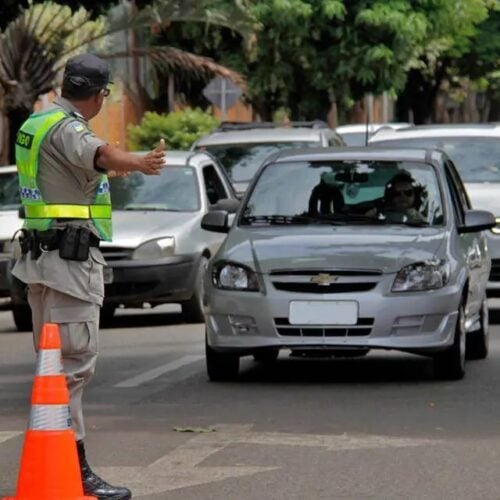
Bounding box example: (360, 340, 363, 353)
(201, 148, 494, 381)
(192, 121, 344, 195)
(99, 150, 239, 323)
(369, 124, 500, 299)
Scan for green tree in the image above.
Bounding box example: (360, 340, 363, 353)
(161, 0, 491, 123)
(0, 0, 253, 164)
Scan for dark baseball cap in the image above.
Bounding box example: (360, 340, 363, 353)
(63, 53, 111, 89)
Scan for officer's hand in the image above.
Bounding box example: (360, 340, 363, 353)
(140, 139, 166, 175)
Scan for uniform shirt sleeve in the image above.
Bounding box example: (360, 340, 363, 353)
(48, 118, 106, 172)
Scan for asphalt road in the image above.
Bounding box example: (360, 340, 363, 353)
(1, 306, 500, 499)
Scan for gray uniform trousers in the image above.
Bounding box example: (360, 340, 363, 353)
(28, 283, 100, 441)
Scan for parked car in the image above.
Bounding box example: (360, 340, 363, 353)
(0, 166, 26, 329)
(201, 147, 494, 381)
(369, 123, 500, 299)
(335, 123, 412, 146)
(191, 121, 344, 195)
(99, 150, 239, 323)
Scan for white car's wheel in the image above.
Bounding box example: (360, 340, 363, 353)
(434, 304, 466, 380)
(182, 256, 208, 324)
(466, 297, 489, 360)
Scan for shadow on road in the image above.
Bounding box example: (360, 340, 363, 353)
(234, 353, 462, 384)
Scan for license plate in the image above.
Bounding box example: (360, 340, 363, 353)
(289, 301, 358, 325)
(103, 267, 114, 284)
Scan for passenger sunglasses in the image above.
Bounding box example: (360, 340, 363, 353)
(394, 188, 414, 197)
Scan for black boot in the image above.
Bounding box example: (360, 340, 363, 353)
(77, 440, 132, 500)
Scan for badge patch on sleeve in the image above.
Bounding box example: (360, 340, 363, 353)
(73, 123, 85, 132)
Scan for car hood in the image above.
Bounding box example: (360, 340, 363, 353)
(222, 227, 446, 274)
(466, 183, 500, 216)
(105, 210, 198, 247)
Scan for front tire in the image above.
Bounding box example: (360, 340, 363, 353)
(182, 256, 208, 324)
(206, 336, 239, 381)
(434, 305, 466, 380)
(466, 297, 489, 360)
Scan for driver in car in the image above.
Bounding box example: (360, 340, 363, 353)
(366, 172, 426, 223)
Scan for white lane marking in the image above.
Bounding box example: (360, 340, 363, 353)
(114, 355, 204, 388)
(0, 431, 23, 445)
(96, 423, 440, 497)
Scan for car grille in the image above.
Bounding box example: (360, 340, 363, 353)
(274, 317, 373, 337)
(100, 246, 133, 261)
(490, 259, 500, 281)
(270, 269, 381, 294)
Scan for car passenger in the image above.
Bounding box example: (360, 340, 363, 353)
(308, 171, 344, 216)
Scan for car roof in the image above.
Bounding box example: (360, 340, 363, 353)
(133, 150, 216, 167)
(195, 127, 328, 146)
(336, 123, 411, 134)
(370, 123, 500, 141)
(270, 146, 440, 164)
(0, 165, 18, 174)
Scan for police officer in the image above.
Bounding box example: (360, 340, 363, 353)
(12, 53, 165, 500)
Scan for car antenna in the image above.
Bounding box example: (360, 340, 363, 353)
(365, 101, 370, 146)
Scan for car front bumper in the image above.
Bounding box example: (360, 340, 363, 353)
(205, 276, 463, 356)
(104, 253, 200, 307)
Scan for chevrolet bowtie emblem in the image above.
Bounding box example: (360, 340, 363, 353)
(310, 273, 338, 286)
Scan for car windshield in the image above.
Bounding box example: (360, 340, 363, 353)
(339, 132, 375, 146)
(373, 136, 500, 183)
(241, 160, 444, 227)
(0, 171, 20, 210)
(110, 166, 200, 212)
(197, 141, 321, 183)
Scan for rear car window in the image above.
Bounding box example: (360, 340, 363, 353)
(0, 171, 20, 210)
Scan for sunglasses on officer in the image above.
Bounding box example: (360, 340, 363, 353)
(100, 88, 111, 97)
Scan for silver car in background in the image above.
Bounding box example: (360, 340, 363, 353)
(370, 124, 500, 299)
(192, 121, 344, 195)
(99, 151, 239, 323)
(201, 148, 494, 381)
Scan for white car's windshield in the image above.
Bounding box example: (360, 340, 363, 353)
(110, 166, 200, 212)
(197, 141, 321, 183)
(374, 137, 500, 183)
(242, 160, 444, 227)
(0, 171, 20, 210)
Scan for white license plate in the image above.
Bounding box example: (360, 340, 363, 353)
(289, 301, 358, 325)
(103, 267, 114, 284)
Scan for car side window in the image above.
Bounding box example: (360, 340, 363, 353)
(203, 165, 228, 205)
(444, 163, 466, 225)
(445, 159, 471, 209)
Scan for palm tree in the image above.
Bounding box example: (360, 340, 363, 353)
(0, 0, 254, 165)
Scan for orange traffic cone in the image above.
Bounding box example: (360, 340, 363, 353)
(2, 323, 96, 500)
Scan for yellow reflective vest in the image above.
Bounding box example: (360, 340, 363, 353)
(15, 109, 112, 241)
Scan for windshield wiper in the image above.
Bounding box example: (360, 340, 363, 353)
(123, 205, 175, 211)
(242, 214, 350, 226)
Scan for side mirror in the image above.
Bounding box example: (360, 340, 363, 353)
(201, 210, 230, 233)
(18, 206, 25, 219)
(212, 198, 240, 214)
(458, 209, 496, 234)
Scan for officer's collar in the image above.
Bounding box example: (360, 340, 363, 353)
(53, 96, 87, 122)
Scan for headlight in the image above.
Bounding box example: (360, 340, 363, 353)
(392, 259, 450, 292)
(491, 217, 500, 234)
(212, 262, 260, 291)
(132, 237, 175, 260)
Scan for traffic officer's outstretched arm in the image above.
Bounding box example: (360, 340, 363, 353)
(95, 139, 166, 175)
